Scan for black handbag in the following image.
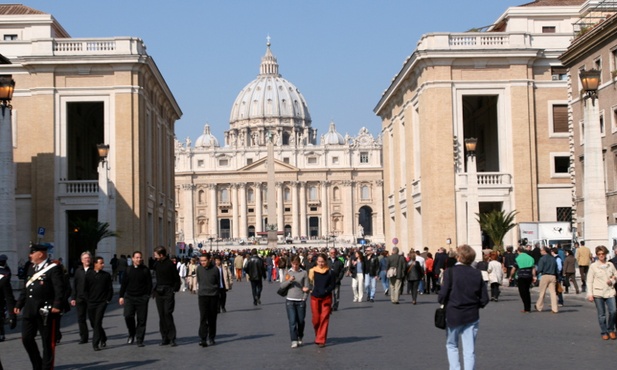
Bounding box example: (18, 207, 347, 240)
(434, 305, 446, 329)
(277, 284, 291, 297)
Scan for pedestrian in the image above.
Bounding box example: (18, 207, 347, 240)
(510, 246, 537, 313)
(433, 247, 448, 293)
(152, 246, 181, 347)
(110, 254, 118, 282)
(586, 245, 617, 340)
(119, 251, 152, 347)
(244, 249, 265, 306)
(576, 241, 592, 293)
(85, 256, 113, 351)
(14, 244, 66, 370)
(234, 252, 244, 282)
(186, 258, 198, 294)
(364, 246, 379, 303)
(281, 255, 309, 348)
(405, 251, 423, 305)
(563, 249, 579, 294)
(326, 248, 345, 311)
(487, 251, 504, 302)
(535, 247, 559, 313)
(0, 254, 17, 369)
(424, 252, 434, 294)
(177, 257, 187, 292)
(438, 244, 489, 370)
(214, 255, 233, 313)
(70, 251, 93, 344)
(386, 246, 406, 304)
(117, 255, 128, 284)
(378, 250, 390, 295)
(350, 250, 365, 303)
(265, 253, 274, 283)
(53, 259, 71, 345)
(308, 253, 335, 348)
(196, 253, 220, 347)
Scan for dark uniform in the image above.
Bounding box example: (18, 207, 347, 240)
(153, 256, 181, 346)
(85, 268, 113, 351)
(71, 264, 93, 343)
(15, 245, 66, 370)
(119, 263, 152, 346)
(0, 258, 17, 370)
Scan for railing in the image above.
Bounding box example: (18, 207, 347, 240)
(417, 32, 573, 51)
(457, 172, 512, 188)
(59, 180, 99, 195)
(411, 179, 421, 196)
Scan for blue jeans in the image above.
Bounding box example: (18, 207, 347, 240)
(594, 296, 617, 335)
(379, 270, 389, 292)
(446, 320, 479, 370)
(266, 266, 273, 282)
(364, 274, 377, 299)
(285, 300, 306, 341)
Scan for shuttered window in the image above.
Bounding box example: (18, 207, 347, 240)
(553, 105, 568, 133)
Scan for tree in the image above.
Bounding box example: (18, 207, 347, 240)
(71, 218, 119, 253)
(476, 210, 518, 253)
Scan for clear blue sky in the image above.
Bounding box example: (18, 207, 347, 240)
(16, 0, 523, 142)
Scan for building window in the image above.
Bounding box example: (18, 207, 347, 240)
(551, 154, 570, 177)
(285, 207, 291, 212)
(221, 209, 228, 214)
(361, 185, 370, 200)
(219, 158, 229, 166)
(551, 67, 567, 81)
(310, 207, 318, 212)
(220, 188, 229, 203)
(308, 186, 318, 200)
(247, 188, 255, 203)
(556, 207, 572, 222)
(332, 156, 339, 164)
(601, 113, 605, 136)
(198, 190, 205, 204)
(360, 152, 369, 164)
(3, 34, 17, 41)
(284, 187, 291, 202)
(197, 160, 204, 167)
(551, 104, 568, 134)
(247, 158, 253, 165)
(542, 26, 556, 33)
(333, 186, 340, 201)
(283, 157, 290, 164)
(248, 208, 254, 213)
(307, 157, 317, 164)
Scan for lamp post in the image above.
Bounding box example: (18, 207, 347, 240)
(0, 69, 17, 277)
(208, 236, 215, 252)
(580, 69, 607, 249)
(465, 137, 482, 260)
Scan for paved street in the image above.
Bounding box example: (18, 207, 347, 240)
(0, 277, 609, 369)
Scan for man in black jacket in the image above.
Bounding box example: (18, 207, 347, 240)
(14, 244, 66, 370)
(196, 253, 220, 347)
(70, 251, 93, 344)
(327, 248, 345, 311)
(119, 251, 152, 347)
(85, 256, 113, 351)
(244, 249, 265, 306)
(364, 247, 380, 303)
(153, 246, 181, 346)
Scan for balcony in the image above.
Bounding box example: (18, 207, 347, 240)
(417, 32, 573, 52)
(456, 172, 513, 197)
(58, 180, 100, 205)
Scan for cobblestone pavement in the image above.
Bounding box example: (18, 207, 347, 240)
(0, 278, 609, 369)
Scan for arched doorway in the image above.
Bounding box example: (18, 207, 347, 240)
(358, 206, 373, 236)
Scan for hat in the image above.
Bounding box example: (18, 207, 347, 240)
(30, 244, 49, 252)
(0, 254, 7, 261)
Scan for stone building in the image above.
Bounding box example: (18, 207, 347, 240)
(175, 43, 384, 247)
(0, 5, 181, 270)
(374, 0, 585, 253)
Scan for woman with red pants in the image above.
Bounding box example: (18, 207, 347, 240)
(308, 253, 336, 348)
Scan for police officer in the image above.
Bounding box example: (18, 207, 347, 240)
(14, 244, 66, 370)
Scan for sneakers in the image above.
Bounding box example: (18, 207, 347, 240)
(291, 341, 298, 348)
(298, 338, 303, 346)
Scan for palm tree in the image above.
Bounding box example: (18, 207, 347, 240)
(476, 210, 518, 253)
(71, 218, 119, 253)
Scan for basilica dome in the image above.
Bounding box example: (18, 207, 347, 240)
(195, 124, 219, 148)
(229, 42, 311, 129)
(322, 121, 345, 145)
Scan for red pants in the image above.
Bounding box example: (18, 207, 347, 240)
(311, 295, 332, 345)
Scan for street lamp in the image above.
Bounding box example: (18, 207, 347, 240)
(208, 236, 215, 252)
(97, 144, 110, 163)
(465, 136, 482, 260)
(580, 68, 608, 249)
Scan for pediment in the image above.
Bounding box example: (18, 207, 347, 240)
(239, 157, 299, 172)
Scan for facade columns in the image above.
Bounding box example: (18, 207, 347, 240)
(300, 182, 307, 237)
(291, 181, 299, 238)
(231, 184, 239, 239)
(255, 182, 263, 232)
(374, 180, 385, 240)
(276, 182, 284, 234)
(321, 181, 329, 236)
(238, 182, 247, 239)
(343, 180, 354, 240)
(208, 183, 218, 237)
(182, 184, 196, 245)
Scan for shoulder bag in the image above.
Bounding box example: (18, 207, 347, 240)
(435, 268, 453, 330)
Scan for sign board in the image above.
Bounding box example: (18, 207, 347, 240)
(392, 237, 399, 245)
(360, 239, 366, 245)
(37, 227, 46, 238)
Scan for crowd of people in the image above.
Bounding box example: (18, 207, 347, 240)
(1, 239, 616, 369)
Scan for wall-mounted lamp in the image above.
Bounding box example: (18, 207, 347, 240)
(580, 69, 601, 102)
(97, 144, 110, 163)
(464, 137, 478, 157)
(0, 74, 15, 114)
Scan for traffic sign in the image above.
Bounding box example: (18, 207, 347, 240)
(392, 237, 399, 245)
(37, 227, 46, 238)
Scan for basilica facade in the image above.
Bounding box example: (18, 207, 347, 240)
(175, 43, 384, 247)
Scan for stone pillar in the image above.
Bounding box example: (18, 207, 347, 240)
(343, 180, 354, 241)
(182, 184, 196, 245)
(321, 181, 329, 236)
(277, 182, 284, 236)
(0, 105, 17, 276)
(374, 180, 385, 242)
(208, 184, 218, 237)
(255, 182, 263, 233)
(231, 184, 239, 239)
(466, 155, 482, 261)
(238, 182, 247, 239)
(291, 181, 299, 238)
(300, 182, 307, 238)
